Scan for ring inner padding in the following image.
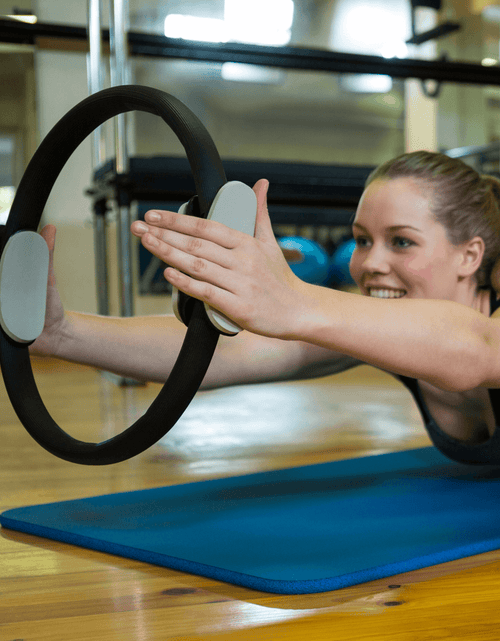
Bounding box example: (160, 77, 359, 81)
(0, 231, 49, 343)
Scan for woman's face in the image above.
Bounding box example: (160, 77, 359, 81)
(349, 178, 482, 303)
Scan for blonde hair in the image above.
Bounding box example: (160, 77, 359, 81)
(364, 150, 500, 290)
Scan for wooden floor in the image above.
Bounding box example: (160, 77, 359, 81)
(2, 356, 500, 640)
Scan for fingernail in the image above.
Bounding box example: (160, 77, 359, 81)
(146, 211, 161, 222)
(135, 222, 148, 233)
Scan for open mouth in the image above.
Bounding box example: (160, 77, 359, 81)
(368, 288, 407, 299)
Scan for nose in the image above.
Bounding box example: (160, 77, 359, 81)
(359, 242, 392, 275)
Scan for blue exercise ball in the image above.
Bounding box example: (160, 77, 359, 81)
(278, 236, 329, 285)
(327, 238, 356, 286)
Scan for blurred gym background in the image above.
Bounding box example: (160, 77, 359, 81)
(1, 0, 499, 319)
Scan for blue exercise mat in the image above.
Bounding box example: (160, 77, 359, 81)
(3, 446, 500, 594)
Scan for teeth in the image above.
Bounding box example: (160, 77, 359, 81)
(369, 288, 406, 298)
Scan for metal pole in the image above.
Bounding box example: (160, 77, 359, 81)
(109, 0, 134, 319)
(87, 0, 110, 317)
(87, 0, 105, 167)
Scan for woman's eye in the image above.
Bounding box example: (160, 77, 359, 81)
(353, 236, 414, 249)
(393, 237, 415, 248)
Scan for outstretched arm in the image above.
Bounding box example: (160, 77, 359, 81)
(131, 179, 492, 393)
(32, 205, 363, 389)
(55, 310, 361, 388)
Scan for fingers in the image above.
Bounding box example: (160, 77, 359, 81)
(131, 219, 235, 272)
(129, 179, 272, 302)
(40, 224, 57, 286)
(40, 224, 56, 252)
(252, 178, 269, 198)
(164, 266, 237, 314)
(144, 232, 236, 291)
(140, 207, 240, 249)
(252, 179, 274, 242)
(131, 216, 239, 293)
(132, 179, 271, 248)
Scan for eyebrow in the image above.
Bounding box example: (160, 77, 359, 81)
(352, 223, 422, 233)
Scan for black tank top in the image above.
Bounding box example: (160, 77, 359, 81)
(397, 288, 500, 465)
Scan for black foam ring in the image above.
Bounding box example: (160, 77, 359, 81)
(0, 86, 226, 465)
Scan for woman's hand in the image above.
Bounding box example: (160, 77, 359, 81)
(28, 225, 67, 357)
(131, 179, 309, 339)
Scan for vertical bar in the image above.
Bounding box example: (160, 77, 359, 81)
(93, 200, 110, 316)
(87, 0, 110, 317)
(111, 0, 129, 174)
(109, 0, 134, 319)
(87, 0, 105, 167)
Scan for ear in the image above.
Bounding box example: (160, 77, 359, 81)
(457, 236, 485, 278)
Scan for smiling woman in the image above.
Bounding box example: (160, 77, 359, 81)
(350, 177, 485, 306)
(28, 148, 500, 465)
(128, 158, 493, 391)
(342, 150, 500, 461)
(126, 148, 500, 464)
(361, 150, 500, 293)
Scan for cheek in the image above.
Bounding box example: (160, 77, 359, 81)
(403, 252, 444, 285)
(348, 251, 361, 283)
(348, 249, 434, 288)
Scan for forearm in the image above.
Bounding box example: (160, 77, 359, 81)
(55, 311, 186, 384)
(292, 286, 490, 392)
(55, 311, 309, 389)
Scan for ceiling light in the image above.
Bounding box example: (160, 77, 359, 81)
(221, 63, 284, 84)
(164, 0, 293, 46)
(4, 14, 37, 24)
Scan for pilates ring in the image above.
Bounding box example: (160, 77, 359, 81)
(0, 85, 257, 466)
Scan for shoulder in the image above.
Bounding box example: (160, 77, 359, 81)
(479, 285, 500, 388)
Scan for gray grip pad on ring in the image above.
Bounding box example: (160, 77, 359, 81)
(0, 231, 49, 343)
(173, 181, 257, 335)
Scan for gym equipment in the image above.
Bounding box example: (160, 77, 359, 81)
(3, 446, 500, 594)
(278, 236, 329, 285)
(327, 237, 356, 287)
(0, 85, 256, 466)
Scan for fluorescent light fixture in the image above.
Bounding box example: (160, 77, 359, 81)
(164, 14, 228, 43)
(224, 0, 293, 46)
(164, 1, 293, 83)
(331, 0, 411, 92)
(165, 0, 293, 46)
(332, 1, 410, 57)
(221, 63, 284, 83)
(381, 41, 409, 59)
(5, 14, 37, 24)
(340, 74, 393, 93)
